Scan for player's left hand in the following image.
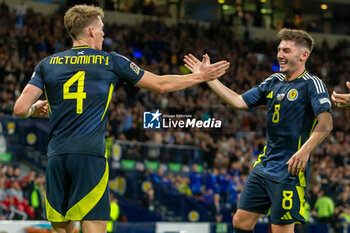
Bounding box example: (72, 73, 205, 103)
(286, 148, 310, 176)
(32, 100, 49, 118)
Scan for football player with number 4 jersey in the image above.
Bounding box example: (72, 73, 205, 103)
(14, 4, 230, 233)
(184, 28, 333, 233)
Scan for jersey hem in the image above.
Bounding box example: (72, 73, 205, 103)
(251, 170, 301, 186)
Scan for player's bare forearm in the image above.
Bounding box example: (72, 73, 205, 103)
(156, 73, 208, 93)
(287, 111, 332, 175)
(136, 60, 229, 94)
(301, 111, 333, 153)
(14, 84, 43, 118)
(136, 71, 206, 93)
(136, 61, 230, 93)
(207, 80, 249, 110)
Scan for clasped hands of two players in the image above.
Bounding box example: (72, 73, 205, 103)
(184, 53, 308, 176)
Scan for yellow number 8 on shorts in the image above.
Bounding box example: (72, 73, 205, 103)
(282, 190, 293, 210)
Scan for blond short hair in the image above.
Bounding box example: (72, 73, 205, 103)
(278, 28, 314, 52)
(64, 4, 104, 40)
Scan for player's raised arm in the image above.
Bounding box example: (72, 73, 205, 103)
(135, 59, 230, 94)
(184, 54, 248, 110)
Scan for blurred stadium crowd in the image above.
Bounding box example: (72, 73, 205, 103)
(0, 1, 350, 229)
(0, 163, 45, 220)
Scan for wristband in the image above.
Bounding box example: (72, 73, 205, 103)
(28, 105, 36, 117)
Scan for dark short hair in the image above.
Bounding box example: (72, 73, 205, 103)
(278, 28, 314, 52)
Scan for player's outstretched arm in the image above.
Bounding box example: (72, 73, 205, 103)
(14, 84, 48, 119)
(286, 111, 333, 176)
(184, 54, 248, 110)
(135, 59, 229, 94)
(331, 81, 350, 109)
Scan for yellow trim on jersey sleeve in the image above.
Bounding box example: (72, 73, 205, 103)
(101, 83, 114, 121)
(296, 186, 306, 218)
(45, 196, 68, 222)
(253, 146, 267, 168)
(65, 160, 109, 220)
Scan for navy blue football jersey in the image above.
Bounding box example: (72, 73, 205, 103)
(242, 71, 331, 186)
(28, 46, 144, 157)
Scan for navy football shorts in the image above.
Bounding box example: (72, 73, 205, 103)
(44, 154, 110, 222)
(238, 172, 306, 225)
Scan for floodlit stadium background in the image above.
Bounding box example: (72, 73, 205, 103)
(0, 0, 350, 232)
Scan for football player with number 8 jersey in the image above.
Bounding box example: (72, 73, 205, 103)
(184, 28, 333, 233)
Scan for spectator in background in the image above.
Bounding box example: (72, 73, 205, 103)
(175, 175, 192, 197)
(202, 189, 214, 206)
(206, 168, 218, 193)
(29, 173, 45, 220)
(339, 206, 350, 228)
(142, 188, 155, 212)
(309, 185, 321, 209)
(228, 176, 241, 209)
(13, 166, 20, 180)
(313, 190, 335, 224)
(217, 167, 230, 203)
(6, 181, 23, 202)
(211, 193, 223, 223)
(189, 164, 203, 196)
(0, 177, 6, 201)
(14, 1, 27, 30)
(150, 167, 170, 188)
(0, 124, 6, 153)
(22, 170, 36, 199)
(4, 165, 14, 182)
(213, 152, 229, 169)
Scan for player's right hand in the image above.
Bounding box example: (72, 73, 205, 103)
(286, 147, 309, 176)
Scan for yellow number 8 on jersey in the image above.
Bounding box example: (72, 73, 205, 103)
(272, 104, 280, 123)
